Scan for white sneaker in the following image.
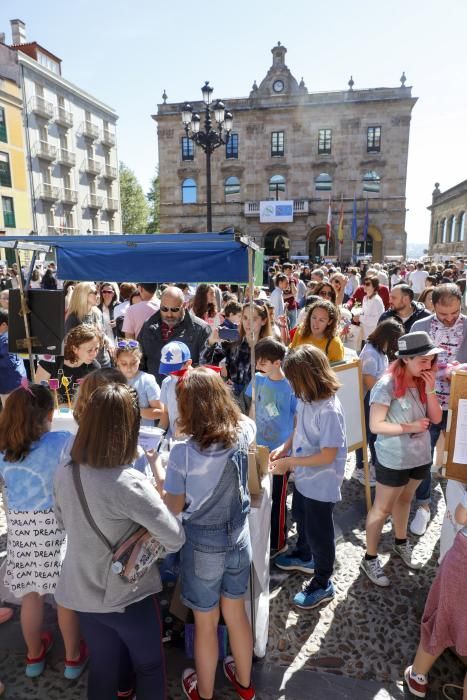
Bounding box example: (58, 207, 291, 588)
(360, 556, 390, 587)
(410, 507, 430, 537)
(354, 464, 376, 487)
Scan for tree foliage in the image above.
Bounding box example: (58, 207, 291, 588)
(146, 170, 160, 233)
(119, 162, 150, 233)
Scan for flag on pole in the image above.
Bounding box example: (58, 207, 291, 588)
(363, 196, 369, 241)
(326, 197, 332, 241)
(351, 196, 357, 241)
(337, 196, 344, 244)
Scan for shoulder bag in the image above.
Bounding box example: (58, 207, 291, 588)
(71, 462, 164, 584)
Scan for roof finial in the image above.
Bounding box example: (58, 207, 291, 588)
(400, 71, 406, 87)
(162, 89, 167, 104)
(348, 75, 354, 91)
(252, 80, 258, 91)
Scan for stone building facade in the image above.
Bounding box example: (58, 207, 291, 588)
(428, 180, 466, 260)
(154, 44, 417, 262)
(0, 19, 121, 237)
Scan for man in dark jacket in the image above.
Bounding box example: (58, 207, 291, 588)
(378, 283, 430, 333)
(138, 286, 211, 384)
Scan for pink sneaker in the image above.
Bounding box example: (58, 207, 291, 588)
(404, 665, 428, 698)
(223, 655, 255, 700)
(182, 668, 201, 700)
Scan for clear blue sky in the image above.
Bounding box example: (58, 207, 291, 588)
(2, 0, 466, 245)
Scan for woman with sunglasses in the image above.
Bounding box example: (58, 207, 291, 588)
(330, 273, 349, 306)
(98, 282, 119, 347)
(65, 282, 112, 368)
(360, 277, 385, 343)
(314, 282, 337, 305)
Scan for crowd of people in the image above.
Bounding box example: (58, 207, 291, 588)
(0, 254, 466, 699)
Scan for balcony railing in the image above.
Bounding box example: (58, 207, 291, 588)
(81, 121, 99, 140)
(103, 197, 118, 212)
(81, 158, 101, 176)
(101, 129, 116, 147)
(35, 183, 60, 202)
(56, 148, 76, 167)
(41, 225, 80, 235)
(83, 193, 103, 209)
(102, 164, 117, 180)
(60, 188, 78, 205)
(32, 140, 57, 161)
(29, 95, 54, 119)
(244, 199, 309, 217)
(55, 107, 73, 128)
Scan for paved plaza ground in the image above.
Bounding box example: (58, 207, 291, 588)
(0, 454, 465, 699)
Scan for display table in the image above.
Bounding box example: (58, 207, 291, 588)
(247, 475, 271, 658)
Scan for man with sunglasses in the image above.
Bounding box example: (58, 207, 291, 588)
(122, 283, 160, 339)
(138, 286, 211, 384)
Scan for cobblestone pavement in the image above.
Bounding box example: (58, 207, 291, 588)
(0, 455, 465, 699)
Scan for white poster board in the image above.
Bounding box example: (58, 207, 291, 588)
(334, 359, 371, 509)
(334, 359, 364, 452)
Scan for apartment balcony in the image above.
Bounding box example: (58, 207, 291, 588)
(35, 183, 60, 202)
(55, 106, 73, 128)
(102, 164, 117, 180)
(56, 148, 76, 167)
(101, 129, 116, 147)
(32, 140, 57, 162)
(83, 193, 103, 209)
(60, 188, 79, 205)
(41, 225, 80, 235)
(81, 158, 102, 176)
(81, 121, 99, 140)
(243, 199, 309, 217)
(29, 95, 54, 120)
(103, 197, 118, 212)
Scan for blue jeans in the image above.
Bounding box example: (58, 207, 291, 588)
(355, 392, 376, 469)
(78, 595, 166, 700)
(291, 486, 335, 589)
(415, 410, 448, 506)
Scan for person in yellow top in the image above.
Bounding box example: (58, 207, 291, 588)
(289, 299, 345, 362)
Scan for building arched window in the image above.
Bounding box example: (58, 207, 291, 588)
(362, 170, 381, 193)
(458, 212, 465, 242)
(433, 221, 439, 244)
(181, 178, 197, 204)
(447, 215, 456, 243)
(224, 176, 240, 197)
(441, 218, 447, 243)
(314, 172, 332, 191)
(269, 174, 286, 197)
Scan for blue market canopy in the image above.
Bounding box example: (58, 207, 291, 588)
(0, 233, 258, 284)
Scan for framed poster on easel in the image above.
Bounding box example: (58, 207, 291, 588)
(442, 370, 467, 484)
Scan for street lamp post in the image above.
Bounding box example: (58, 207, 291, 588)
(181, 82, 233, 232)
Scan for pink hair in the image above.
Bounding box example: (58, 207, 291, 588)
(386, 359, 428, 404)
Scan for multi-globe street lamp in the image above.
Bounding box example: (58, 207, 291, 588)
(181, 82, 233, 232)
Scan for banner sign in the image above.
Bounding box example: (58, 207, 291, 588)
(259, 201, 294, 223)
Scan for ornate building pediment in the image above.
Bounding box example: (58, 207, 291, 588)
(249, 43, 307, 99)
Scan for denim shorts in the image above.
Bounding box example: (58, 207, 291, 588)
(180, 522, 252, 612)
(375, 462, 431, 487)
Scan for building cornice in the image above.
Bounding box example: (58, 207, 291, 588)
(154, 88, 417, 120)
(428, 179, 467, 210)
(17, 52, 118, 119)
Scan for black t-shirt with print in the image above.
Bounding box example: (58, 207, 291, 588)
(38, 356, 100, 403)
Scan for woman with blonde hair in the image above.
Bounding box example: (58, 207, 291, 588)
(65, 282, 111, 367)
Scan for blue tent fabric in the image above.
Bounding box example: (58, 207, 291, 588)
(0, 233, 252, 283)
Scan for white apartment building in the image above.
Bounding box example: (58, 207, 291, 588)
(5, 19, 121, 235)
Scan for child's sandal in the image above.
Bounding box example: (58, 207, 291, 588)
(25, 631, 53, 678)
